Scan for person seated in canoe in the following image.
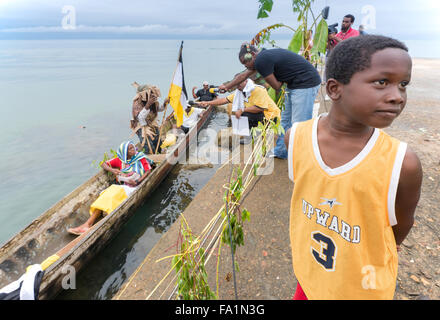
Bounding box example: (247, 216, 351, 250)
(67, 141, 152, 236)
(130, 82, 170, 154)
(173, 102, 206, 134)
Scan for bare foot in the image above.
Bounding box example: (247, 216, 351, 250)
(67, 225, 90, 236)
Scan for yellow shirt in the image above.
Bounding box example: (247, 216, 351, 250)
(288, 116, 407, 300)
(226, 86, 280, 120)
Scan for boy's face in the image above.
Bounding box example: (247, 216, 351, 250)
(333, 48, 412, 129)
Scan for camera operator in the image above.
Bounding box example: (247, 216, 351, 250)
(327, 23, 339, 55)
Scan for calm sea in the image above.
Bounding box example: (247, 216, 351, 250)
(0, 38, 438, 246)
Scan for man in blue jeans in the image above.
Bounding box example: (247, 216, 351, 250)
(219, 43, 321, 159)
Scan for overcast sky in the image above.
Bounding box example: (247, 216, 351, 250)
(1, 0, 439, 40)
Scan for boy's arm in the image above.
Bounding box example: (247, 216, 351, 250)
(393, 147, 423, 246)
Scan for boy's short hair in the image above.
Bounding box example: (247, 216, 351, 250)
(325, 35, 409, 84)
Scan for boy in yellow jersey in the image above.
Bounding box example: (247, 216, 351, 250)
(284, 35, 423, 300)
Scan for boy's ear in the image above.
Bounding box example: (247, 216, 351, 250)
(326, 78, 343, 100)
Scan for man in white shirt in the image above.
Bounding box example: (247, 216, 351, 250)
(176, 102, 205, 134)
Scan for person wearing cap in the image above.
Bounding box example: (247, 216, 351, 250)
(174, 102, 205, 134)
(131, 81, 169, 154)
(192, 81, 217, 102)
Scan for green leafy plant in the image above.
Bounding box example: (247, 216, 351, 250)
(255, 0, 329, 63)
(172, 217, 217, 300)
(221, 167, 251, 255)
(91, 149, 118, 177)
(257, 0, 274, 18)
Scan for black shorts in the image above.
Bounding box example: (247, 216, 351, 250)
(242, 112, 264, 129)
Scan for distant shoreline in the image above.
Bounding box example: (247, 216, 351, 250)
(1, 37, 439, 60)
(0, 33, 436, 41)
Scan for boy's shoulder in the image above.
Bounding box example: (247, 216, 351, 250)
(284, 119, 314, 149)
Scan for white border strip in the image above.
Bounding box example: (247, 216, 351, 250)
(387, 142, 407, 226)
(288, 122, 299, 182)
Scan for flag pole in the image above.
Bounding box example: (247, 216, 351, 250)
(155, 41, 184, 154)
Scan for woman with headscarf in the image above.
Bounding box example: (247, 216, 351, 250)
(131, 82, 170, 154)
(67, 141, 152, 236)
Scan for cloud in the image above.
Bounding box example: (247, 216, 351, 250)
(0, 0, 439, 40)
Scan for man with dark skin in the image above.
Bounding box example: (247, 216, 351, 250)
(331, 14, 360, 44)
(192, 81, 217, 102)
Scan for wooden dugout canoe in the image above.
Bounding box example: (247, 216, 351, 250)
(0, 106, 213, 299)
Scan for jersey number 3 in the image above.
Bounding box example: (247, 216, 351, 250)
(311, 231, 337, 271)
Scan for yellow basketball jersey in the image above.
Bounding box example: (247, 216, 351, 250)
(288, 116, 407, 300)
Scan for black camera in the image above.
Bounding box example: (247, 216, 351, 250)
(328, 23, 338, 34)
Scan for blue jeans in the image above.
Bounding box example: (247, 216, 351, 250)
(273, 84, 320, 159)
